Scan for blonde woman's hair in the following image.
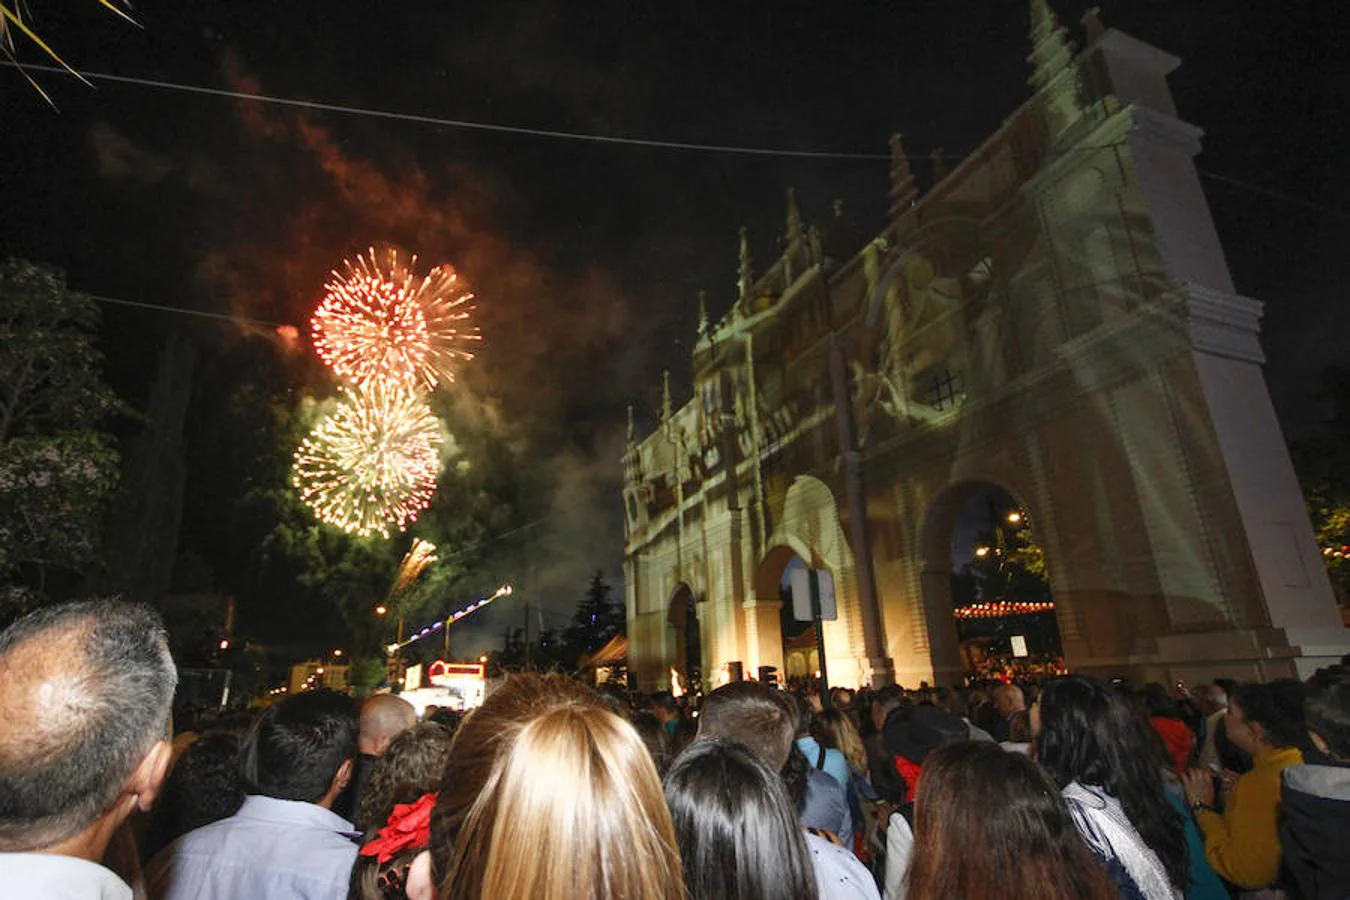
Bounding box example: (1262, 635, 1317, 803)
(818, 708, 867, 774)
(430, 674, 684, 900)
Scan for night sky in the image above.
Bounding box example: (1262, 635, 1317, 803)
(1, 0, 1346, 659)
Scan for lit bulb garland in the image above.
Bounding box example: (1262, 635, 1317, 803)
(952, 600, 1056, 620)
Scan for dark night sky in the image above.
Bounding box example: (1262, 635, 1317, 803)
(1, 0, 1346, 658)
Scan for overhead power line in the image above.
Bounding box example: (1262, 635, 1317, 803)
(6, 60, 1343, 217)
(90, 293, 287, 327)
(1, 60, 890, 160)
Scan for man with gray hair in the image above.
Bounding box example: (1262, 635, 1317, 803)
(0, 600, 178, 899)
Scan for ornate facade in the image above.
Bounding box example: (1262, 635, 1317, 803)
(622, 4, 1350, 691)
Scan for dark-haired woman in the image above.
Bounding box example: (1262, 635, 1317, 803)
(1034, 675, 1187, 900)
(1181, 679, 1305, 892)
(904, 741, 1118, 900)
(664, 739, 821, 900)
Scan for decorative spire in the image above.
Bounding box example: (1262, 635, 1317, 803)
(1081, 6, 1105, 45)
(662, 370, 672, 422)
(696, 290, 708, 336)
(785, 186, 805, 247)
(888, 134, 917, 216)
(1028, 0, 1073, 88)
(1028, 0, 1082, 133)
(626, 404, 635, 444)
(737, 227, 754, 303)
(930, 147, 948, 186)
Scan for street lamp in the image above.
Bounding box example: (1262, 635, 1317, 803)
(1007, 511, 1023, 524)
(375, 604, 388, 616)
(974, 546, 991, 558)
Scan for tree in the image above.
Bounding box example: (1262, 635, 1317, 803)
(563, 570, 623, 658)
(954, 517, 1051, 608)
(0, 259, 122, 619)
(1291, 366, 1350, 602)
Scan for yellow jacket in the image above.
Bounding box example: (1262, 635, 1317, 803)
(1194, 746, 1303, 889)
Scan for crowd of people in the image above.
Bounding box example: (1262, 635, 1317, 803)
(1, 599, 1348, 900)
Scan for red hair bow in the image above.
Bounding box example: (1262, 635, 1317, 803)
(359, 791, 438, 864)
(895, 756, 922, 803)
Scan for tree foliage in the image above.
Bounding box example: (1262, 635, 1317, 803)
(951, 519, 1050, 609)
(0, 259, 122, 618)
(1291, 366, 1350, 602)
(563, 570, 623, 657)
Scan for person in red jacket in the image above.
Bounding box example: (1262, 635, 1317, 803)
(1141, 683, 1196, 775)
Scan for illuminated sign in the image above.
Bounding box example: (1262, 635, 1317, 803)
(428, 660, 485, 686)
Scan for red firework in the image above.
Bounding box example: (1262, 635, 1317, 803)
(311, 247, 480, 389)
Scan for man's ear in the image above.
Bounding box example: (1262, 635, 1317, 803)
(130, 740, 173, 813)
(333, 757, 354, 794)
(406, 850, 438, 900)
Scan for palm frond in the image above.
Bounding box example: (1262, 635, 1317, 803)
(1, 0, 141, 102)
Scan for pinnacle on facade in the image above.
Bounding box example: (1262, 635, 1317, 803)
(785, 186, 805, 247)
(662, 370, 672, 422)
(1081, 6, 1105, 45)
(737, 227, 754, 303)
(930, 147, 949, 186)
(626, 404, 635, 444)
(1027, 0, 1076, 92)
(697, 290, 708, 336)
(888, 134, 917, 216)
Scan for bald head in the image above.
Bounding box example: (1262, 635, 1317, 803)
(993, 684, 1026, 717)
(359, 694, 417, 756)
(0, 600, 176, 852)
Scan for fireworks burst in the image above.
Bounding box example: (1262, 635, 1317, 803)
(311, 247, 480, 390)
(291, 384, 445, 538)
(392, 538, 438, 595)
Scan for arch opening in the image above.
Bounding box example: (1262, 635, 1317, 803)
(667, 584, 701, 695)
(922, 482, 1065, 683)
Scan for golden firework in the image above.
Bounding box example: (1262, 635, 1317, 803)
(291, 383, 444, 538)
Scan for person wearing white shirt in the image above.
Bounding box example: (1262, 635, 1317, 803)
(0, 601, 178, 900)
(147, 689, 359, 900)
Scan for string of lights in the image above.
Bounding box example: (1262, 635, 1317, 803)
(386, 583, 513, 654)
(953, 600, 1055, 619)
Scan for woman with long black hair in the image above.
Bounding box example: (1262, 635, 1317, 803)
(663, 740, 821, 900)
(1033, 674, 1187, 900)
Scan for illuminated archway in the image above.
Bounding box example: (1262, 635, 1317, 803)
(919, 480, 1063, 684)
(667, 583, 701, 694)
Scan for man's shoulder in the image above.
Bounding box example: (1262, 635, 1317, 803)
(160, 802, 358, 861)
(1283, 762, 1350, 804)
(0, 852, 132, 900)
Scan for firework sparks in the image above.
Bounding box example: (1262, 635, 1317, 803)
(392, 538, 438, 595)
(311, 247, 480, 390)
(291, 383, 445, 538)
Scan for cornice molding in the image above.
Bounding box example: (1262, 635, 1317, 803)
(1179, 282, 1265, 364)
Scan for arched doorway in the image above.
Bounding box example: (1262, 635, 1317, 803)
(668, 585, 701, 695)
(779, 556, 819, 686)
(922, 482, 1065, 684)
